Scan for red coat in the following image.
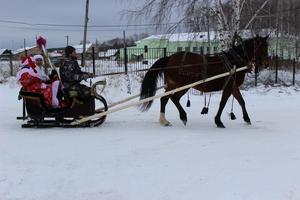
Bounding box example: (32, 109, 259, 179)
(17, 66, 52, 106)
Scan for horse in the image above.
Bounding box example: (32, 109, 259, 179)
(139, 35, 269, 128)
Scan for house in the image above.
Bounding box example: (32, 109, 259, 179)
(119, 30, 297, 61)
(73, 43, 98, 59)
(0, 49, 11, 60)
(98, 49, 119, 60)
(13, 46, 42, 59)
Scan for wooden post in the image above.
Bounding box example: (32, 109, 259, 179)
(9, 50, 13, 76)
(82, 0, 89, 68)
(163, 48, 167, 57)
(92, 46, 95, 75)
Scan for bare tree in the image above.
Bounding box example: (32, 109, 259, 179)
(126, 0, 298, 50)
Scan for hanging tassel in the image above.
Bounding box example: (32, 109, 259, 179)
(186, 99, 191, 107)
(205, 107, 209, 114)
(201, 94, 207, 114)
(201, 107, 206, 114)
(230, 112, 236, 120)
(186, 93, 191, 107)
(230, 96, 236, 120)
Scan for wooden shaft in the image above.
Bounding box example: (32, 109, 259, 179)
(41, 45, 62, 80)
(71, 66, 248, 125)
(95, 86, 165, 112)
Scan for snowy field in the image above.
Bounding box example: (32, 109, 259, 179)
(1, 76, 300, 200)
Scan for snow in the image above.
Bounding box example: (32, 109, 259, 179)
(137, 29, 273, 43)
(12, 46, 36, 55)
(99, 49, 119, 58)
(73, 43, 93, 54)
(1, 75, 300, 200)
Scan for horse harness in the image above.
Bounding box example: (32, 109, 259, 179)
(179, 51, 208, 80)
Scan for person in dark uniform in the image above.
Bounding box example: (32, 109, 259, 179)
(60, 46, 93, 100)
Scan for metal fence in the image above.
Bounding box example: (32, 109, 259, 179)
(83, 47, 299, 87)
(1, 47, 299, 88)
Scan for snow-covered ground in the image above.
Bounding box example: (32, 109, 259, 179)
(1, 76, 300, 200)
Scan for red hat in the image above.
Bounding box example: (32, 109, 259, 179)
(21, 56, 36, 69)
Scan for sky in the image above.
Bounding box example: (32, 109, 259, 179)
(0, 0, 150, 49)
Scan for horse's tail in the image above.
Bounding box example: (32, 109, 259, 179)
(139, 56, 169, 112)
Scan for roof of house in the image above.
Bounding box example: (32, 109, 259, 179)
(73, 43, 93, 54)
(12, 46, 37, 55)
(136, 29, 275, 44)
(48, 52, 63, 57)
(0, 49, 8, 55)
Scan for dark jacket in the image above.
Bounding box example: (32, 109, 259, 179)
(60, 57, 90, 100)
(60, 57, 86, 90)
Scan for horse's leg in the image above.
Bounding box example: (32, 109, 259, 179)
(160, 95, 171, 126)
(232, 85, 251, 125)
(215, 86, 232, 128)
(170, 90, 188, 126)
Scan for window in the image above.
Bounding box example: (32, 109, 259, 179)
(200, 47, 204, 54)
(177, 47, 183, 52)
(185, 47, 190, 52)
(193, 47, 198, 52)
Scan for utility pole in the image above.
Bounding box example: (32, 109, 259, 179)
(24, 38, 27, 57)
(65, 35, 69, 46)
(82, 0, 89, 67)
(294, 0, 299, 60)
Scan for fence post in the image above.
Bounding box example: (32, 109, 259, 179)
(92, 47, 95, 75)
(163, 48, 167, 58)
(81, 53, 84, 67)
(275, 55, 278, 84)
(293, 58, 296, 86)
(124, 47, 128, 74)
(9, 50, 13, 76)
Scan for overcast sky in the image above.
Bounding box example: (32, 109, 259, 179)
(0, 0, 150, 49)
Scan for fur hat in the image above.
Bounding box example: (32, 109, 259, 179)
(65, 46, 76, 57)
(33, 54, 44, 61)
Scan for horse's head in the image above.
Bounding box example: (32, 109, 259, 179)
(245, 35, 269, 70)
(254, 35, 269, 68)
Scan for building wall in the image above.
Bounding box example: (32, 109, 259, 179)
(119, 37, 297, 61)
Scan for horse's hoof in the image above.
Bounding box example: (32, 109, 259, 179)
(244, 116, 251, 124)
(160, 120, 172, 126)
(182, 120, 187, 126)
(216, 123, 226, 128)
(164, 122, 172, 127)
(246, 121, 252, 125)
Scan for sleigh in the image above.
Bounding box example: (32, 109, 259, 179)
(17, 81, 108, 128)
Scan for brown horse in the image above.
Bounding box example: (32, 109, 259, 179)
(139, 35, 269, 128)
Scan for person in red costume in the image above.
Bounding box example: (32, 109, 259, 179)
(16, 56, 60, 108)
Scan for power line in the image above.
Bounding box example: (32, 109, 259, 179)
(0, 19, 176, 28)
(0, 25, 152, 32)
(0, 6, 299, 28)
